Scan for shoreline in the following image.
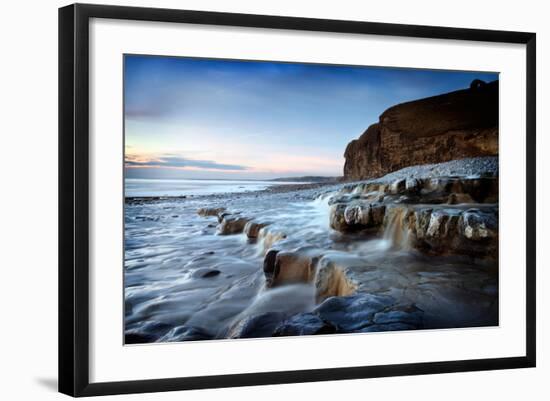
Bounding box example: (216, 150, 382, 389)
(124, 180, 339, 204)
(124, 156, 500, 342)
(125, 156, 498, 204)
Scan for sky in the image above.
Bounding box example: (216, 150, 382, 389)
(124, 55, 498, 180)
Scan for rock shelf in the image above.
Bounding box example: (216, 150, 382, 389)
(193, 162, 499, 338)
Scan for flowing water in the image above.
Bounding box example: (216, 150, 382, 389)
(124, 184, 498, 342)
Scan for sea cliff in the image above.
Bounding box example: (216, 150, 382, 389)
(343, 79, 498, 180)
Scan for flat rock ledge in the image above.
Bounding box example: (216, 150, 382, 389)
(227, 293, 423, 339)
(192, 159, 497, 340)
(329, 175, 498, 259)
(197, 207, 273, 238)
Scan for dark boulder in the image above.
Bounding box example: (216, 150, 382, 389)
(273, 313, 335, 336)
(263, 249, 320, 288)
(358, 323, 417, 332)
(228, 312, 287, 338)
(197, 207, 226, 217)
(192, 268, 221, 278)
(244, 221, 269, 239)
(313, 294, 395, 332)
(217, 215, 251, 235)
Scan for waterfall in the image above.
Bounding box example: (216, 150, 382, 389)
(383, 207, 412, 250)
(255, 227, 286, 256)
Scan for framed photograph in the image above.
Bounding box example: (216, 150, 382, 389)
(58, 3, 536, 397)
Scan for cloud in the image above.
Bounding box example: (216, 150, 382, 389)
(125, 154, 249, 171)
(125, 107, 166, 119)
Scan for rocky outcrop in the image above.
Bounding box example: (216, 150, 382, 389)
(226, 294, 423, 338)
(344, 80, 499, 180)
(227, 312, 287, 339)
(263, 248, 320, 288)
(273, 313, 336, 336)
(189, 157, 497, 340)
(244, 221, 269, 239)
(329, 175, 499, 259)
(197, 207, 254, 235)
(197, 207, 226, 217)
(313, 294, 423, 332)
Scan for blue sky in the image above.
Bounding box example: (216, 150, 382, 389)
(124, 55, 498, 180)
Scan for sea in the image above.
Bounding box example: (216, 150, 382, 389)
(124, 170, 498, 343)
(124, 178, 305, 197)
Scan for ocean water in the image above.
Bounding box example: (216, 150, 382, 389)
(124, 185, 498, 343)
(125, 178, 305, 197)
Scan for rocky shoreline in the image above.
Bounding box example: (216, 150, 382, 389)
(175, 156, 499, 340)
(124, 79, 500, 343)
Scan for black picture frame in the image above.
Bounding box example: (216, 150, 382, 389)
(59, 3, 536, 397)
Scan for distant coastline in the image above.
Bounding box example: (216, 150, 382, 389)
(125, 175, 340, 183)
(269, 176, 341, 183)
(124, 177, 327, 198)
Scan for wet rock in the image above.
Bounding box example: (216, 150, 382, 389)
(363, 192, 385, 203)
(373, 304, 424, 326)
(197, 207, 226, 217)
(263, 248, 280, 286)
(425, 178, 453, 193)
(313, 294, 395, 332)
(217, 215, 251, 235)
(412, 208, 433, 241)
(369, 203, 386, 226)
(329, 177, 498, 258)
(390, 179, 406, 194)
(348, 203, 386, 227)
(460, 209, 498, 240)
(407, 206, 497, 258)
(217, 211, 235, 223)
(331, 202, 386, 232)
(311, 293, 424, 333)
(329, 203, 349, 231)
(192, 268, 221, 278)
(273, 313, 336, 336)
(406, 178, 421, 193)
(244, 221, 269, 239)
(314, 255, 357, 300)
(447, 193, 474, 204)
(425, 210, 461, 240)
(158, 326, 213, 342)
(411, 207, 461, 252)
(265, 250, 320, 287)
(228, 312, 286, 338)
(460, 177, 499, 203)
(358, 323, 417, 332)
(257, 229, 287, 254)
(328, 194, 357, 206)
(344, 203, 371, 225)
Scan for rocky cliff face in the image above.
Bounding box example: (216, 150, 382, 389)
(344, 80, 499, 180)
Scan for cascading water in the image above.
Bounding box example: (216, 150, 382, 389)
(125, 172, 498, 342)
(382, 207, 412, 250)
